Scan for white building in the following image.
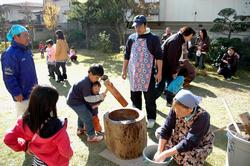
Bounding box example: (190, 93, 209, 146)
(159, 0, 250, 22)
(1, 1, 43, 23)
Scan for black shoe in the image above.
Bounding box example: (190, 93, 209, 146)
(96, 131, 104, 136)
(56, 76, 64, 83)
(56, 79, 62, 83)
(63, 74, 67, 80)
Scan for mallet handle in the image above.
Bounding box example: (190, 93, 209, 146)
(104, 79, 128, 107)
(222, 99, 241, 134)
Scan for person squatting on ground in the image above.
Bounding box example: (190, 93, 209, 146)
(154, 89, 214, 166)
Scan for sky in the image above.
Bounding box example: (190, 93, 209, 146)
(0, 0, 43, 5)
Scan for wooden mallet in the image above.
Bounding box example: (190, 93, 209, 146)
(101, 75, 128, 107)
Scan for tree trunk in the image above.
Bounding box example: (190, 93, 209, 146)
(116, 25, 124, 47)
(228, 22, 232, 40)
(104, 108, 147, 159)
(80, 22, 86, 48)
(228, 30, 232, 40)
(113, 23, 126, 49)
(85, 23, 90, 49)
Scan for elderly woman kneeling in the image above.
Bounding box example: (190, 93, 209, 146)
(154, 90, 214, 166)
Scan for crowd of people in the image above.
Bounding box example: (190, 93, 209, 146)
(0, 14, 241, 165)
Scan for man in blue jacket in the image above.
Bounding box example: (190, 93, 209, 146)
(1, 24, 38, 117)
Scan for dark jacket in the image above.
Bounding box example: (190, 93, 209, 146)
(1, 41, 38, 101)
(162, 32, 185, 78)
(195, 36, 210, 52)
(221, 53, 238, 68)
(220, 53, 239, 74)
(66, 76, 92, 106)
(161, 33, 172, 43)
(160, 107, 210, 153)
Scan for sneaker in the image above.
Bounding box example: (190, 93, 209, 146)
(226, 78, 232, 81)
(147, 119, 155, 129)
(63, 74, 67, 80)
(87, 135, 103, 142)
(96, 131, 104, 136)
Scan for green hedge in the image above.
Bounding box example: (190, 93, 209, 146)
(66, 30, 85, 48)
(90, 31, 113, 53)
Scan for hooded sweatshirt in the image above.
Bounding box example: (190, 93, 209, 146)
(4, 118, 73, 166)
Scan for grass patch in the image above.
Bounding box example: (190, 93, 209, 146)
(0, 49, 250, 165)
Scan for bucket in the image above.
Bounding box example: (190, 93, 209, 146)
(227, 123, 250, 166)
(143, 145, 173, 166)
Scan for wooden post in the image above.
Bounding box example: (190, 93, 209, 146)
(104, 108, 147, 159)
(222, 99, 241, 134)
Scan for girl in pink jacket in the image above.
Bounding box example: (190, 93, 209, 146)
(46, 39, 56, 79)
(4, 85, 73, 166)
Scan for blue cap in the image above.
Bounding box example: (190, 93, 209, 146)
(174, 89, 202, 109)
(132, 15, 147, 27)
(6, 24, 28, 42)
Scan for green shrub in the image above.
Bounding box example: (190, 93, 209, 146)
(207, 38, 229, 62)
(66, 30, 85, 48)
(90, 31, 113, 53)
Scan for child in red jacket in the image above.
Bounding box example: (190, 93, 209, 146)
(4, 85, 73, 166)
(39, 41, 45, 58)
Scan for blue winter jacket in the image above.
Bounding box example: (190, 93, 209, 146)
(1, 41, 38, 101)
